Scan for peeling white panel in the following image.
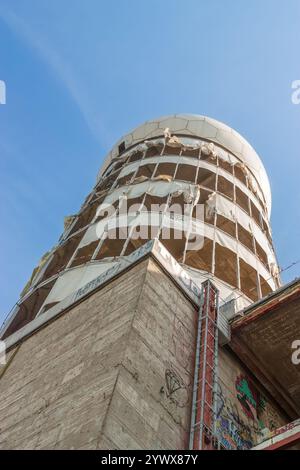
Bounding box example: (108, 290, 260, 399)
(41, 263, 114, 306)
(77, 225, 98, 248)
(80, 263, 115, 287)
(215, 194, 236, 223)
(42, 269, 85, 304)
(215, 229, 238, 254)
(104, 179, 199, 204)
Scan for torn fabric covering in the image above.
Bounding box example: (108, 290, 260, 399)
(100, 179, 275, 266)
(39, 262, 115, 307)
(73, 208, 274, 291)
(117, 153, 266, 216)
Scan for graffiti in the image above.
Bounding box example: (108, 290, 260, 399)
(214, 375, 282, 450)
(165, 369, 182, 395)
(270, 418, 300, 438)
(235, 374, 265, 422)
(164, 368, 189, 408)
(216, 415, 253, 450)
(214, 373, 285, 449)
(215, 383, 256, 450)
(235, 375, 281, 435)
(212, 348, 287, 450)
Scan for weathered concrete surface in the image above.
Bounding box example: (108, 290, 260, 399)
(0, 258, 196, 449)
(0, 256, 288, 450)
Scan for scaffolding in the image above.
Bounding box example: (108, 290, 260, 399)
(189, 279, 220, 450)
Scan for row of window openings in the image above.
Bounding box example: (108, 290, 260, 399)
(103, 143, 267, 212)
(66, 190, 271, 272)
(45, 214, 271, 300)
(104, 162, 270, 240)
(99, 159, 269, 236)
(76, 192, 272, 258)
(41, 232, 273, 306)
(6, 231, 271, 341)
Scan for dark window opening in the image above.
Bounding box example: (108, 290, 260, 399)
(234, 164, 248, 186)
(197, 168, 216, 190)
(143, 194, 168, 212)
(135, 163, 156, 179)
(154, 162, 177, 179)
(160, 228, 186, 262)
(164, 144, 182, 156)
(255, 240, 269, 269)
(115, 172, 135, 188)
(250, 201, 262, 228)
(128, 151, 143, 163)
(185, 237, 213, 273)
(181, 148, 200, 158)
(175, 164, 197, 183)
(124, 226, 158, 256)
(239, 259, 259, 301)
(237, 223, 254, 252)
(260, 276, 273, 298)
(218, 158, 233, 174)
(236, 187, 250, 214)
(218, 176, 234, 200)
(215, 244, 238, 288)
(145, 146, 160, 158)
(1, 279, 56, 339)
(217, 215, 236, 238)
(70, 240, 99, 268)
(118, 141, 126, 155)
(95, 237, 124, 260)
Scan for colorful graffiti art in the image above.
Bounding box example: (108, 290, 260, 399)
(215, 374, 283, 450)
(235, 375, 266, 423)
(215, 383, 256, 450)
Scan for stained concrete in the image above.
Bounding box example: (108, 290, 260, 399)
(0, 258, 196, 449)
(0, 256, 287, 450)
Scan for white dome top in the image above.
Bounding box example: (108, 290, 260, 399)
(100, 114, 272, 216)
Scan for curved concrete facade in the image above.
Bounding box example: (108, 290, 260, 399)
(1, 114, 280, 339)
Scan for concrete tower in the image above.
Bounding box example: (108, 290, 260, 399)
(96, 114, 279, 304)
(0, 115, 288, 451)
(1, 115, 279, 339)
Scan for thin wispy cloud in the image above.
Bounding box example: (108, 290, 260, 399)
(0, 7, 112, 147)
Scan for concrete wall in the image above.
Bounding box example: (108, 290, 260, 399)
(0, 258, 196, 449)
(0, 255, 287, 450)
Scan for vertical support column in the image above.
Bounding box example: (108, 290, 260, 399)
(189, 279, 219, 450)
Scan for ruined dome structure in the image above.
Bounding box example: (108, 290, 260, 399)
(1, 114, 280, 339)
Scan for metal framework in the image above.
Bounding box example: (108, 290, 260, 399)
(189, 279, 219, 450)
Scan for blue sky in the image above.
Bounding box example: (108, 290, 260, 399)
(0, 0, 299, 325)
